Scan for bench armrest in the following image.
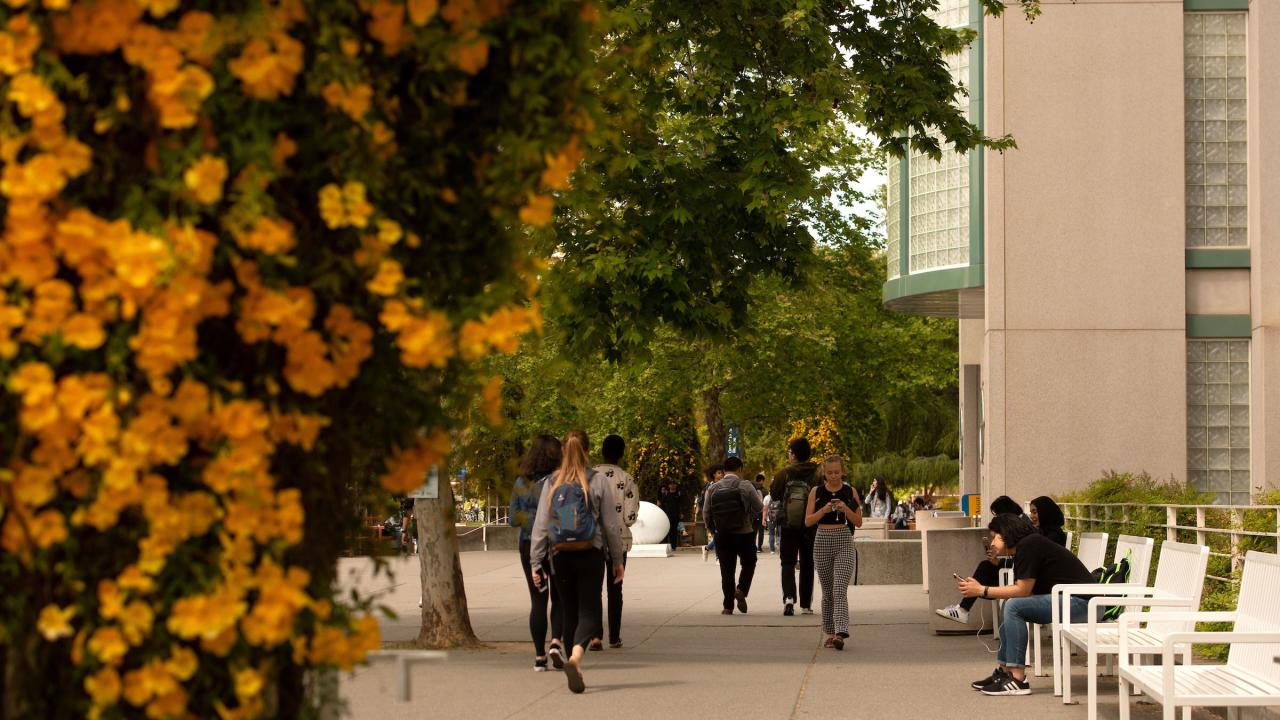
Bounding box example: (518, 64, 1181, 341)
(1117, 611, 1238, 660)
(1080, 596, 1195, 643)
(1052, 584, 1155, 630)
(1160, 632, 1280, 673)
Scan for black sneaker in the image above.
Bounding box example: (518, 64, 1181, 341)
(548, 644, 565, 670)
(980, 675, 1031, 696)
(783, 601, 794, 617)
(971, 667, 1008, 690)
(735, 588, 748, 614)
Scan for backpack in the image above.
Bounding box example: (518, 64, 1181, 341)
(548, 481, 596, 551)
(768, 498, 782, 525)
(783, 479, 810, 528)
(1091, 550, 1132, 621)
(709, 481, 748, 534)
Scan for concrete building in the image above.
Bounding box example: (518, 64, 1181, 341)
(883, 0, 1278, 505)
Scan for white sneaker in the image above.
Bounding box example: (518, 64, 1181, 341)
(801, 607, 815, 615)
(935, 604, 969, 624)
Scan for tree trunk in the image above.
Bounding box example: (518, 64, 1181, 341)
(416, 478, 479, 648)
(702, 385, 726, 464)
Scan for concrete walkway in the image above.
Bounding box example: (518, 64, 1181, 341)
(338, 550, 1225, 720)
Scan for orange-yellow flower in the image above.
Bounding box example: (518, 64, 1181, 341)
(227, 32, 304, 100)
(481, 375, 503, 424)
(233, 667, 264, 701)
(183, 155, 227, 205)
(62, 312, 106, 349)
(236, 216, 295, 255)
(408, 0, 439, 25)
(367, 0, 410, 55)
(320, 82, 373, 122)
(317, 181, 373, 229)
(37, 604, 76, 640)
(366, 258, 403, 296)
(30, 508, 67, 548)
(519, 193, 553, 226)
(84, 667, 122, 705)
(88, 626, 128, 664)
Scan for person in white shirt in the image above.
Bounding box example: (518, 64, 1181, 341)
(592, 434, 639, 649)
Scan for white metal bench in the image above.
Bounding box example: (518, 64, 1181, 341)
(1117, 551, 1280, 720)
(1056, 539, 1204, 720)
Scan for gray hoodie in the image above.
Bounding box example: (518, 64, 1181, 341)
(530, 468, 625, 575)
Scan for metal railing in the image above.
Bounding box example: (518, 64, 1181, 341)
(1059, 502, 1280, 584)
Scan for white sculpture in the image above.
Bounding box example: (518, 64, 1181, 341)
(631, 501, 670, 544)
(628, 501, 673, 557)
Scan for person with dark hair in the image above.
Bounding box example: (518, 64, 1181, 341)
(865, 475, 894, 519)
(658, 480, 682, 550)
(530, 431, 625, 694)
(957, 513, 1095, 696)
(1029, 496, 1067, 547)
(989, 495, 1024, 516)
(703, 456, 763, 614)
(935, 496, 1025, 625)
(769, 437, 820, 616)
(752, 472, 767, 551)
(509, 434, 564, 672)
(699, 462, 725, 561)
(592, 434, 638, 649)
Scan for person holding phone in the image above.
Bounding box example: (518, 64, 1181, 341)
(804, 455, 862, 650)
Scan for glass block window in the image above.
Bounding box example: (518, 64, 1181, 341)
(1187, 339, 1250, 505)
(908, 44, 970, 274)
(1185, 12, 1247, 248)
(887, 156, 901, 280)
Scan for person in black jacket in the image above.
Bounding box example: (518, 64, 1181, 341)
(1029, 496, 1067, 547)
(769, 437, 821, 616)
(658, 480, 683, 550)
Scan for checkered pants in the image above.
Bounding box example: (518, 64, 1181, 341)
(814, 527, 855, 636)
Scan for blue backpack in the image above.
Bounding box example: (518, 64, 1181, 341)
(548, 481, 596, 550)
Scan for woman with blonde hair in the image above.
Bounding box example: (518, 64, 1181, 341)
(804, 455, 862, 650)
(530, 430, 625, 694)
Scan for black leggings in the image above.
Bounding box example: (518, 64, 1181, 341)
(519, 539, 562, 657)
(959, 558, 1003, 611)
(597, 552, 627, 643)
(553, 546, 605, 651)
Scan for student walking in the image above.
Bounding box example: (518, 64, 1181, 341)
(508, 435, 564, 671)
(935, 495, 1024, 624)
(699, 462, 725, 561)
(805, 455, 862, 650)
(762, 492, 778, 553)
(530, 431, 625, 694)
(864, 476, 894, 519)
(958, 513, 1096, 696)
(593, 434, 638, 649)
(658, 480, 682, 549)
(703, 456, 763, 614)
(752, 473, 767, 551)
(770, 438, 821, 616)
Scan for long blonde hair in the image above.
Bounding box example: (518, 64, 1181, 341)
(553, 430, 591, 503)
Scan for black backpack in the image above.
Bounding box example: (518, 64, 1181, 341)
(1091, 550, 1132, 621)
(709, 481, 748, 534)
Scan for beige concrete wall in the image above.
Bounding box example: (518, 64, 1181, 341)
(1186, 269, 1251, 315)
(1250, 0, 1280, 495)
(982, 1, 1189, 502)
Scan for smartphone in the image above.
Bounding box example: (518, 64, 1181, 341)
(952, 572, 965, 581)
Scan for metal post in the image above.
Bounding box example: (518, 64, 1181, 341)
(1166, 506, 1177, 543)
(1230, 509, 1241, 573)
(1196, 507, 1207, 548)
(366, 650, 447, 702)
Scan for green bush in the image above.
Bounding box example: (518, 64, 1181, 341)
(1055, 471, 1280, 661)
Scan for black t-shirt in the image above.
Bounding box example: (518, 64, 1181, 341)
(813, 483, 859, 528)
(1013, 533, 1094, 595)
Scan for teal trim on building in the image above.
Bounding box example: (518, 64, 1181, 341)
(1186, 315, 1252, 338)
(1186, 248, 1250, 268)
(883, 266, 985, 304)
(1184, 0, 1249, 10)
(968, 0, 984, 270)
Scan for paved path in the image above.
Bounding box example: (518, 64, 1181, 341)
(338, 550, 1225, 719)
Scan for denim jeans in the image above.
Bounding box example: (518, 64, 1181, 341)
(998, 593, 1092, 668)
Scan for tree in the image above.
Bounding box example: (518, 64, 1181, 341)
(0, 1, 599, 715)
(547, 0, 1035, 359)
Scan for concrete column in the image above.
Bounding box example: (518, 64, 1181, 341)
(1249, 0, 1280, 496)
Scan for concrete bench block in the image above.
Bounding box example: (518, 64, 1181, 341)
(925, 527, 996, 634)
(852, 539, 922, 585)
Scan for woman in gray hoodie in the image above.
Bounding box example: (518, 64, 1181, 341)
(530, 431, 625, 694)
